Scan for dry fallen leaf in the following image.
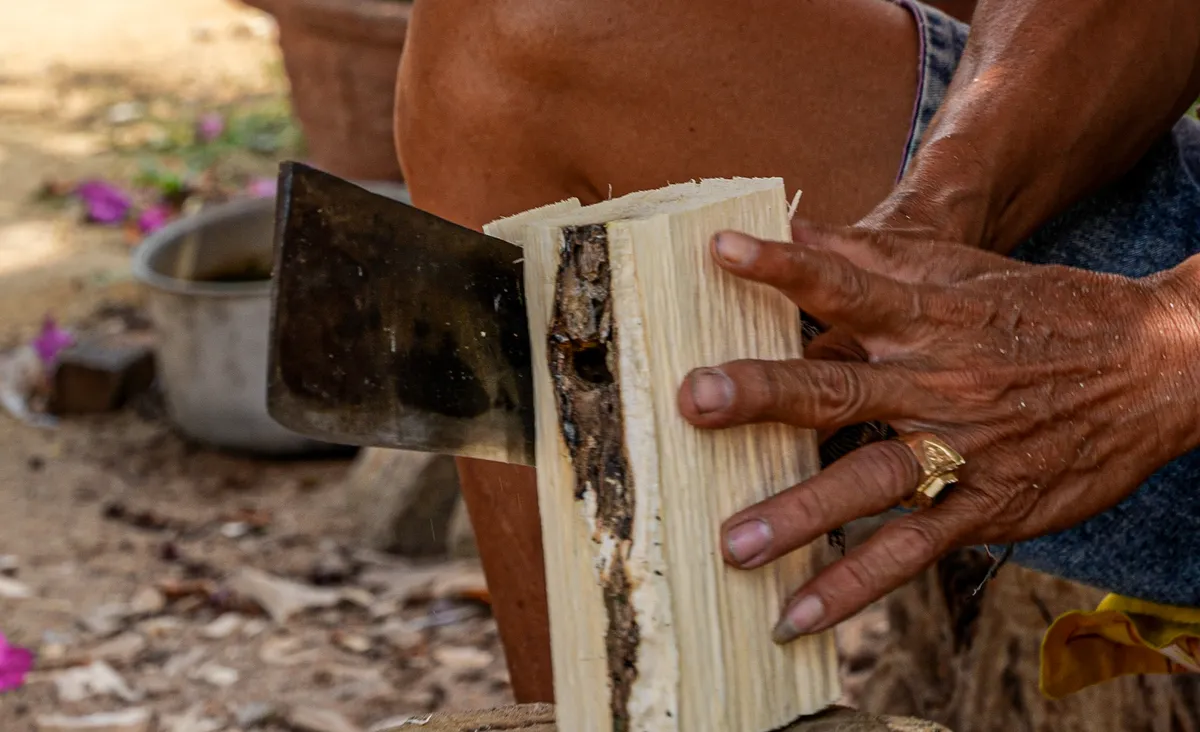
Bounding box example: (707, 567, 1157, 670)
(54, 660, 142, 703)
(36, 708, 152, 732)
(229, 567, 341, 623)
(0, 576, 32, 599)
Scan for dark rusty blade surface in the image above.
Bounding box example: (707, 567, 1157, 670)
(267, 162, 535, 465)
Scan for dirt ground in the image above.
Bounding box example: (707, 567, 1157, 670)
(0, 2, 512, 730)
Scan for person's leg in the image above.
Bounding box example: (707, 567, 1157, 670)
(395, 0, 924, 702)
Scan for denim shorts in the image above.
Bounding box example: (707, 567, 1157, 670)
(891, 1, 1200, 606)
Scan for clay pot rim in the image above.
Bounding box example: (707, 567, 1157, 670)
(243, 0, 411, 44)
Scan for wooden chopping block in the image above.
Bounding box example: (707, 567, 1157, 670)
(397, 704, 952, 731)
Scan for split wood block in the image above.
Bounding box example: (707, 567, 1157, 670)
(393, 704, 951, 732)
(486, 180, 839, 731)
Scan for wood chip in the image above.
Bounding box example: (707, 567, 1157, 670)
(285, 706, 362, 732)
(54, 660, 142, 703)
(228, 567, 341, 623)
(259, 636, 321, 667)
(193, 661, 239, 688)
(128, 586, 166, 615)
(35, 708, 152, 732)
(89, 632, 146, 666)
(78, 603, 131, 638)
(161, 705, 224, 732)
(332, 630, 372, 654)
(431, 646, 493, 673)
(0, 575, 33, 599)
(0, 554, 20, 577)
(201, 612, 244, 639)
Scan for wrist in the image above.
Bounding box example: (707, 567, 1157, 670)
(1147, 256, 1200, 459)
(859, 135, 1000, 249)
(860, 105, 1063, 254)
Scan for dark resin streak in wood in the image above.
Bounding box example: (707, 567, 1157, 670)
(546, 223, 639, 730)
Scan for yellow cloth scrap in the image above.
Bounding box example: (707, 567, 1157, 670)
(1040, 594, 1200, 698)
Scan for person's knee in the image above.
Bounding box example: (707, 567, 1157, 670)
(395, 0, 614, 224)
(395, 5, 562, 183)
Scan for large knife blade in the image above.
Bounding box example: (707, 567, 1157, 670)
(267, 162, 535, 465)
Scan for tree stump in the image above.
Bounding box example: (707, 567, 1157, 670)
(859, 553, 1200, 732)
(393, 704, 950, 731)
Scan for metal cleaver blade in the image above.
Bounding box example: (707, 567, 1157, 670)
(267, 161, 535, 466)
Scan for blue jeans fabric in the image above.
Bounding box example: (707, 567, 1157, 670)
(893, 1, 1200, 606)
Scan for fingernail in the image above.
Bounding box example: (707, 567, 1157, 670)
(714, 232, 759, 266)
(772, 595, 826, 644)
(726, 519, 772, 565)
(690, 368, 733, 414)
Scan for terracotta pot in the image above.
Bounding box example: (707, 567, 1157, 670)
(243, 0, 410, 181)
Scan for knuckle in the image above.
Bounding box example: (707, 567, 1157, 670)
(752, 361, 788, 415)
(894, 515, 951, 556)
(813, 364, 867, 427)
(726, 360, 793, 420)
(865, 440, 921, 493)
(744, 362, 872, 428)
(877, 284, 927, 332)
(957, 485, 1008, 518)
(905, 287, 927, 325)
(866, 231, 900, 262)
(777, 243, 814, 285)
(866, 520, 948, 583)
(836, 556, 881, 598)
(789, 485, 831, 528)
(791, 221, 838, 248)
(951, 370, 1009, 408)
(833, 266, 870, 313)
(830, 440, 916, 508)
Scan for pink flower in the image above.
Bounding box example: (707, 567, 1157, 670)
(31, 316, 73, 368)
(137, 204, 174, 234)
(195, 112, 225, 144)
(76, 180, 132, 224)
(245, 177, 276, 199)
(0, 633, 33, 693)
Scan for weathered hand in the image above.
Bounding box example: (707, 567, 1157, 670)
(677, 223, 1200, 643)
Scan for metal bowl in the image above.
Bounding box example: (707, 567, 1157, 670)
(131, 183, 408, 455)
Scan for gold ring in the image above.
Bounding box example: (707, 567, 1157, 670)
(895, 432, 965, 509)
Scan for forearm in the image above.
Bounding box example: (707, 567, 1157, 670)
(866, 0, 1200, 253)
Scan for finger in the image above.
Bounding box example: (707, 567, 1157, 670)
(802, 330, 871, 445)
(770, 506, 968, 642)
(790, 221, 932, 281)
(710, 231, 921, 334)
(719, 439, 921, 569)
(792, 219, 1024, 285)
(679, 359, 939, 432)
(804, 328, 867, 363)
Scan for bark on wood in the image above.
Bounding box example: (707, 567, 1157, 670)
(386, 704, 951, 732)
(486, 180, 839, 732)
(859, 555, 1200, 732)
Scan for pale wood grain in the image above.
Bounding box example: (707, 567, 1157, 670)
(487, 179, 839, 732)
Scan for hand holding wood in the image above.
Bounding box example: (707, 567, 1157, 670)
(678, 223, 1200, 642)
